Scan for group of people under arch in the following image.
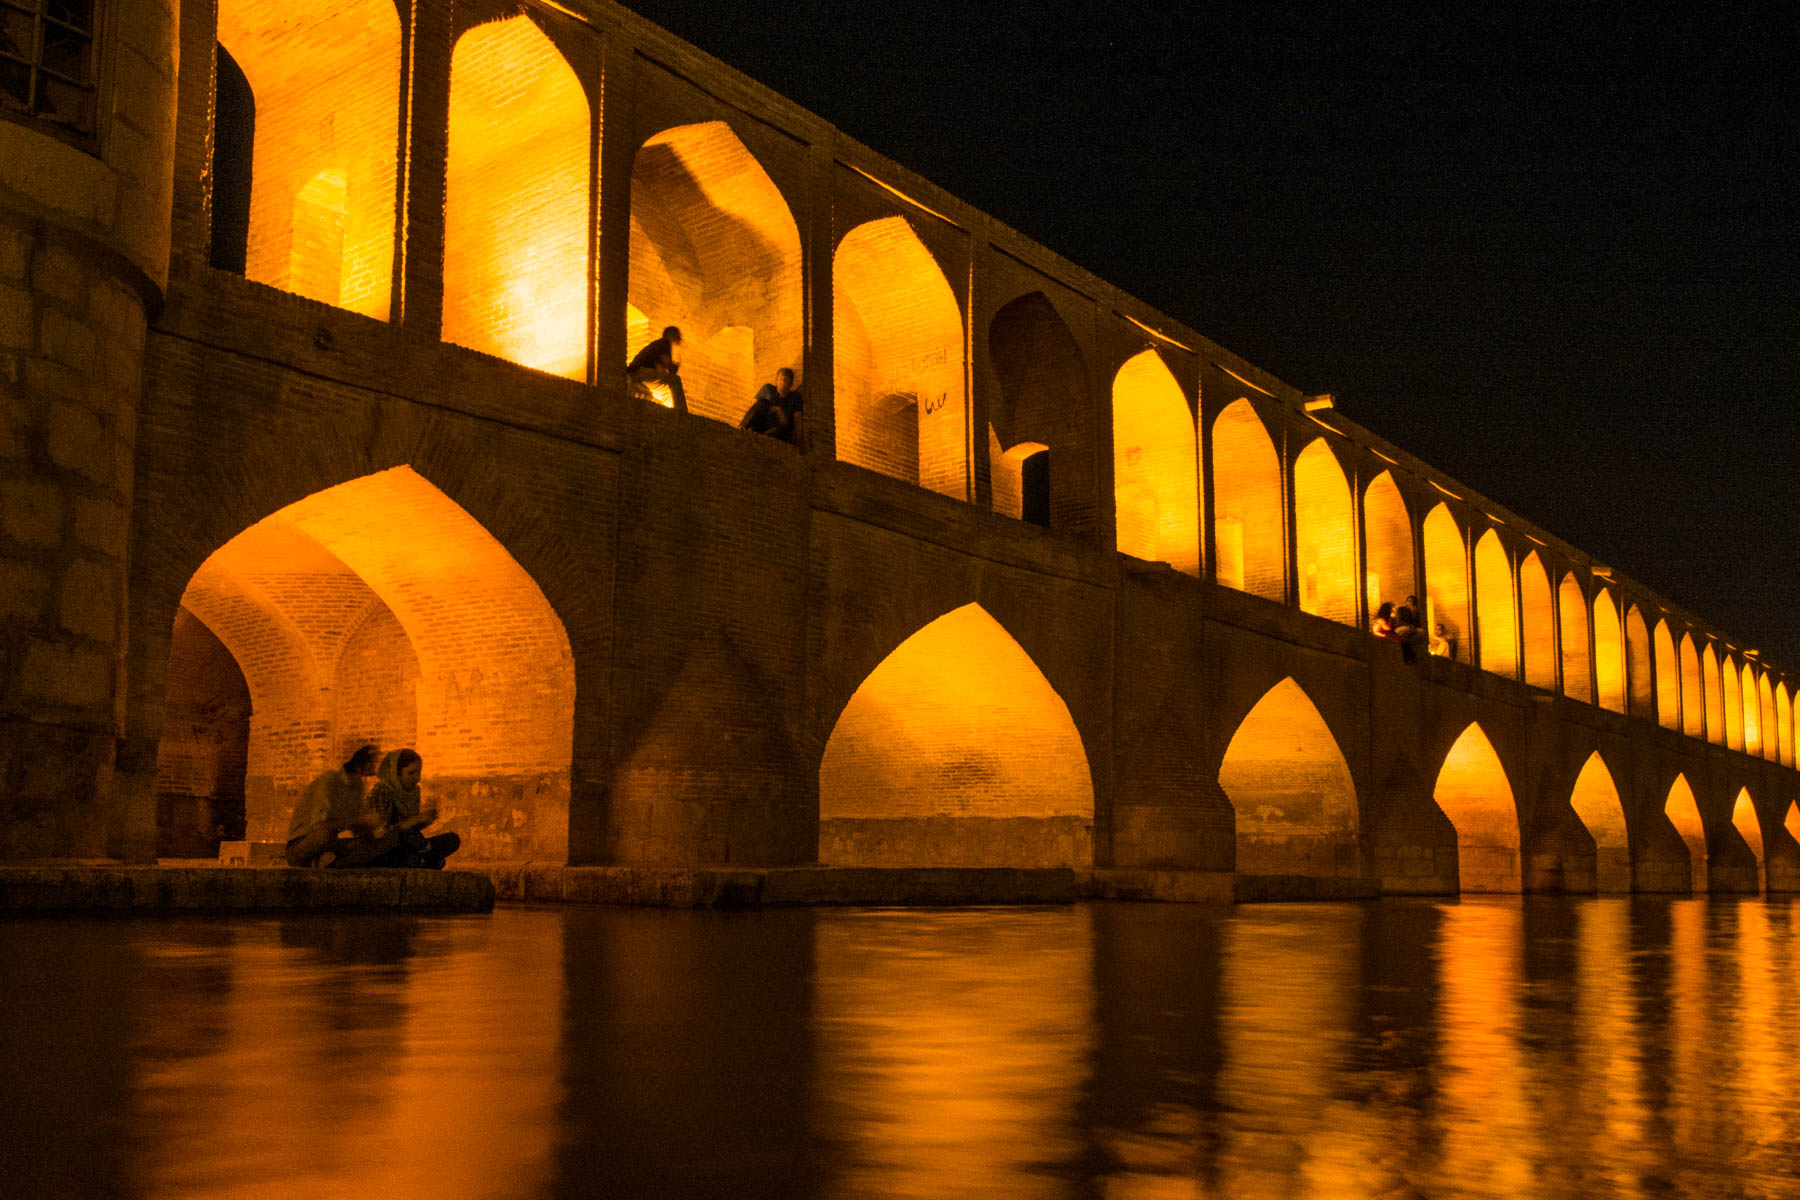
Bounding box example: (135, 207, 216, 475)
(627, 325, 807, 450)
(285, 744, 462, 870)
(1372, 595, 1454, 664)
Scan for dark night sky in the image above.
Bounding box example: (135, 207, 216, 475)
(647, 1, 1799, 665)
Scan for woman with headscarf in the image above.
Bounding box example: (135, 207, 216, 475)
(285, 744, 398, 867)
(367, 748, 462, 869)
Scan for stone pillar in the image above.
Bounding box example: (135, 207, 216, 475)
(0, 0, 180, 859)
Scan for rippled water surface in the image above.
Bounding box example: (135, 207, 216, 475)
(6, 898, 1800, 1198)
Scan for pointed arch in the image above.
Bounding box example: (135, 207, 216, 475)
(1219, 678, 1359, 877)
(1731, 788, 1763, 890)
(1703, 643, 1725, 744)
(989, 293, 1093, 532)
(627, 121, 803, 423)
(1723, 653, 1744, 751)
(818, 604, 1093, 866)
(1294, 440, 1356, 625)
(1434, 722, 1519, 892)
(1362, 470, 1414, 620)
(1520, 552, 1555, 690)
(1777, 681, 1792, 767)
(1756, 670, 1775, 761)
(1786, 800, 1800, 848)
(1558, 574, 1592, 701)
(215, 0, 401, 317)
(1592, 589, 1625, 713)
(1665, 774, 1705, 890)
(1624, 606, 1653, 720)
(1681, 634, 1705, 738)
(1210, 399, 1283, 601)
(1569, 752, 1629, 892)
(833, 217, 968, 498)
(1653, 620, 1680, 730)
(1474, 530, 1516, 677)
(1111, 350, 1198, 574)
(1422, 505, 1468, 663)
(444, 16, 591, 379)
(1740, 662, 1762, 757)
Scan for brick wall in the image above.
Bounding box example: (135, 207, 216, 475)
(1422, 505, 1468, 664)
(1293, 439, 1355, 625)
(1474, 530, 1516, 676)
(1111, 350, 1198, 576)
(1568, 752, 1629, 891)
(1211, 399, 1283, 601)
(987, 291, 1095, 535)
(1434, 723, 1520, 892)
(1220, 678, 1360, 877)
(152, 607, 250, 856)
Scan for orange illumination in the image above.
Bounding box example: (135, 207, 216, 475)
(1777, 681, 1793, 767)
(1785, 800, 1800, 845)
(1592, 589, 1625, 713)
(818, 604, 1092, 866)
(1120, 312, 1195, 353)
(1211, 398, 1283, 600)
(1625, 605, 1653, 719)
(842, 162, 961, 227)
(1371, 448, 1398, 464)
(1757, 673, 1777, 762)
(1474, 529, 1516, 677)
(1111, 350, 1198, 574)
(1434, 722, 1519, 892)
(1293, 439, 1356, 625)
(1219, 678, 1359, 876)
(833, 217, 968, 498)
(1423, 504, 1468, 663)
(1723, 653, 1744, 751)
(1665, 774, 1706, 890)
(1519, 552, 1556, 690)
(1740, 663, 1762, 757)
(1559, 574, 1592, 702)
(1429, 480, 1462, 501)
(1654, 620, 1681, 730)
(1731, 788, 1763, 888)
(627, 122, 802, 424)
(1362, 470, 1413, 621)
(1213, 362, 1275, 397)
(1570, 751, 1629, 891)
(988, 292, 1088, 529)
(1680, 633, 1705, 738)
(1703, 643, 1725, 745)
(443, 16, 591, 379)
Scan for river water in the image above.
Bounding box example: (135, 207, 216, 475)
(4, 898, 1799, 1199)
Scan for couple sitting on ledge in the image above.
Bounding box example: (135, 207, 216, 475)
(627, 325, 806, 449)
(285, 744, 462, 870)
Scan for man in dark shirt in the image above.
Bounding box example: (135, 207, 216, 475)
(740, 367, 805, 449)
(626, 325, 688, 414)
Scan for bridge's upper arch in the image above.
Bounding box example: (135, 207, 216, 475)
(1757, 673, 1777, 762)
(1681, 633, 1705, 738)
(1654, 619, 1681, 730)
(214, 0, 400, 318)
(988, 292, 1092, 532)
(1703, 642, 1725, 744)
(1294, 439, 1356, 625)
(1218, 678, 1359, 878)
(626, 121, 803, 424)
(1592, 588, 1625, 713)
(1665, 773, 1706, 890)
(1422, 505, 1468, 664)
(817, 603, 1093, 867)
(443, 15, 591, 380)
(1433, 722, 1519, 892)
(1745, 665, 1767, 759)
(1474, 529, 1516, 678)
(1569, 751, 1629, 891)
(1362, 470, 1414, 619)
(1778, 681, 1793, 767)
(834, 217, 968, 499)
(1111, 350, 1198, 574)
(1520, 551, 1555, 690)
(1625, 605, 1653, 720)
(1558, 573, 1591, 702)
(1731, 787, 1763, 889)
(1723, 653, 1744, 751)
(1211, 399, 1283, 601)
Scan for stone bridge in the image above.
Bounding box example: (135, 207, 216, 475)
(1, 0, 1794, 896)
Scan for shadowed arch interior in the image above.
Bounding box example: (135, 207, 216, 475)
(1569, 751, 1629, 892)
(1218, 678, 1360, 878)
(1680, 633, 1704, 738)
(1434, 723, 1519, 892)
(818, 604, 1093, 867)
(1703, 643, 1724, 744)
(1665, 774, 1705, 890)
(1731, 788, 1762, 890)
(1592, 589, 1624, 713)
(1474, 530, 1516, 677)
(1520, 552, 1555, 689)
(1362, 470, 1413, 620)
(989, 293, 1093, 532)
(1422, 505, 1468, 663)
(1559, 574, 1591, 702)
(1111, 350, 1197, 573)
(1624, 606, 1652, 720)
(1294, 440, 1356, 625)
(1211, 398, 1283, 600)
(1654, 619, 1680, 729)
(153, 610, 252, 857)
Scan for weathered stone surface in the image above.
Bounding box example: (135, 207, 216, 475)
(18, 640, 112, 707)
(0, 866, 494, 911)
(0, 478, 62, 547)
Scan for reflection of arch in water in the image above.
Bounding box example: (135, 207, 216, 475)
(1559, 574, 1591, 702)
(1210, 399, 1283, 600)
(989, 293, 1092, 531)
(1665, 774, 1706, 891)
(1422, 505, 1468, 663)
(1293, 440, 1356, 625)
(1219, 678, 1360, 878)
(627, 122, 802, 423)
(1362, 471, 1413, 619)
(1473, 530, 1516, 677)
(1434, 722, 1520, 892)
(818, 604, 1093, 866)
(1569, 751, 1630, 892)
(1519, 552, 1555, 689)
(153, 467, 576, 861)
(1731, 788, 1763, 891)
(1111, 350, 1197, 573)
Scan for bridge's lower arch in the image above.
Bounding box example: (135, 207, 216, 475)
(1218, 679, 1359, 877)
(1569, 752, 1629, 892)
(1732, 788, 1763, 891)
(1434, 722, 1519, 892)
(151, 467, 575, 861)
(818, 604, 1093, 867)
(1665, 774, 1706, 890)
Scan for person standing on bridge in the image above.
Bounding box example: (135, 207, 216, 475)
(627, 325, 689, 414)
(740, 367, 806, 451)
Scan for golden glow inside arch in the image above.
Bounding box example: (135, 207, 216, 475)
(1559, 574, 1591, 702)
(1703, 643, 1725, 744)
(1520, 551, 1555, 690)
(1592, 589, 1625, 713)
(1293, 439, 1356, 625)
(1777, 681, 1793, 767)
(1219, 677, 1359, 877)
(1110, 350, 1198, 575)
(443, 16, 591, 380)
(1680, 633, 1704, 738)
(1654, 619, 1680, 730)
(1474, 529, 1516, 677)
(1754, 669, 1775, 761)
(833, 217, 968, 498)
(1731, 788, 1762, 886)
(216, 0, 400, 317)
(1665, 774, 1705, 890)
(1434, 722, 1519, 893)
(818, 603, 1093, 867)
(1362, 470, 1413, 619)
(1723, 653, 1744, 751)
(1741, 663, 1762, 757)
(1210, 399, 1284, 601)
(1625, 605, 1653, 720)
(1786, 800, 1800, 847)
(1570, 751, 1629, 892)
(1422, 504, 1468, 663)
(627, 121, 802, 423)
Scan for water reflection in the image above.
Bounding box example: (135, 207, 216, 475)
(8, 899, 1800, 1197)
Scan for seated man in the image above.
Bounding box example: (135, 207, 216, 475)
(739, 367, 805, 449)
(284, 744, 397, 868)
(1428, 622, 1455, 659)
(626, 325, 689, 414)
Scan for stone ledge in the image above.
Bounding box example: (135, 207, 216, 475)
(483, 864, 1082, 907)
(0, 866, 495, 912)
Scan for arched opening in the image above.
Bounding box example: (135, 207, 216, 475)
(1741, 663, 1762, 757)
(1210, 398, 1283, 601)
(443, 16, 590, 379)
(1592, 589, 1624, 713)
(1681, 634, 1705, 739)
(1362, 470, 1413, 620)
(153, 611, 252, 858)
(1757, 673, 1777, 762)
(1111, 350, 1197, 574)
(1434, 723, 1519, 892)
(1731, 788, 1763, 890)
(1624, 605, 1653, 719)
(1723, 653, 1744, 751)
(989, 293, 1092, 532)
(1520, 551, 1555, 690)
(818, 604, 1093, 866)
(1703, 643, 1725, 745)
(1422, 504, 1468, 662)
(152, 467, 576, 862)
(1293, 440, 1356, 625)
(1474, 529, 1516, 677)
(1665, 774, 1705, 890)
(1559, 574, 1591, 702)
(1569, 751, 1629, 892)
(626, 122, 802, 424)
(1654, 620, 1681, 730)
(208, 44, 255, 276)
(833, 217, 967, 498)
(1218, 678, 1359, 877)
(1777, 681, 1793, 767)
